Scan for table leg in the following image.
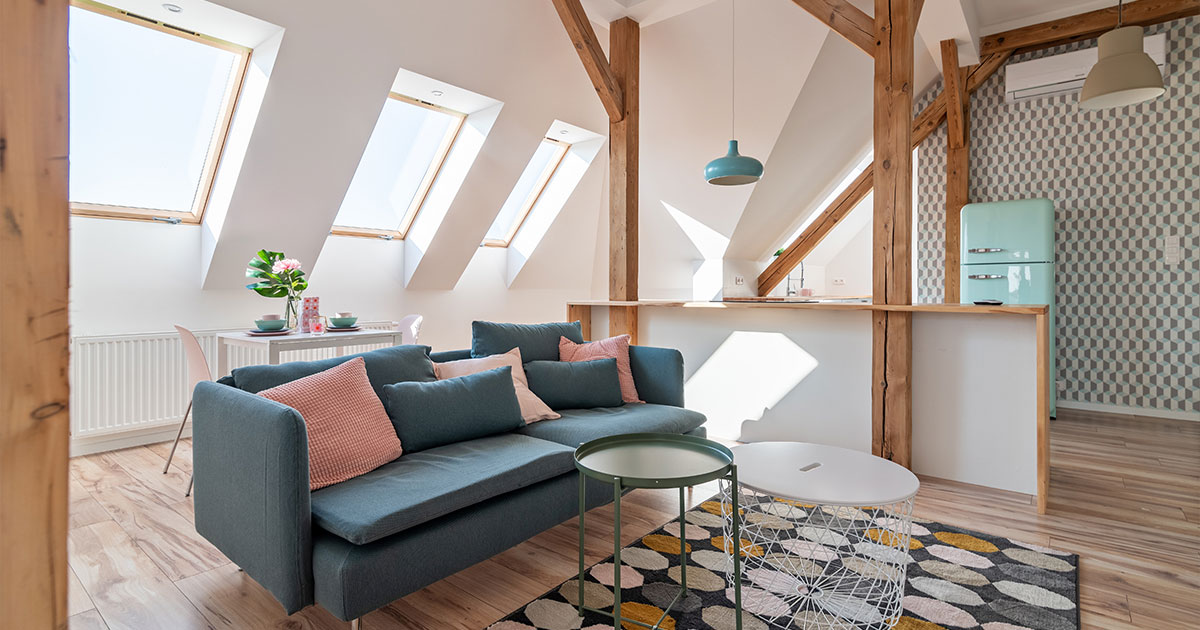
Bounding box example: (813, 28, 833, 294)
(578, 473, 586, 617)
(613, 478, 622, 627)
(679, 486, 688, 594)
(730, 467, 742, 630)
(268, 344, 281, 365)
(217, 340, 229, 377)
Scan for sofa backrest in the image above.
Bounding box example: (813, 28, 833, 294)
(430, 344, 686, 408)
(229, 345, 436, 398)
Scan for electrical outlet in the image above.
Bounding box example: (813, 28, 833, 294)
(1165, 235, 1181, 265)
(832, 278, 846, 286)
(734, 275, 745, 286)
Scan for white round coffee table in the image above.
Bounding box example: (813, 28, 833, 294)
(720, 442, 920, 630)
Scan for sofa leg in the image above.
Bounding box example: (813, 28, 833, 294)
(349, 619, 360, 630)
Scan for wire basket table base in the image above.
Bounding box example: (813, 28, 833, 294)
(720, 481, 916, 629)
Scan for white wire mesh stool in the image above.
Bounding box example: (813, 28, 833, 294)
(720, 442, 920, 629)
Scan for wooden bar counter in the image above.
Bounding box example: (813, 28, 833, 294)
(568, 299, 1051, 513)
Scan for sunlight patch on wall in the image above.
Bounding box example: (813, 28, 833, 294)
(663, 202, 729, 301)
(684, 331, 818, 440)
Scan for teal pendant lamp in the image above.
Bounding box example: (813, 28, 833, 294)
(705, 0, 763, 186)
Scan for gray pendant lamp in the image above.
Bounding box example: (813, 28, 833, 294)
(1080, 0, 1165, 110)
(705, 0, 763, 185)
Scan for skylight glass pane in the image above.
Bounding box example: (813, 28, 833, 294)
(335, 97, 460, 232)
(485, 141, 561, 243)
(69, 5, 240, 213)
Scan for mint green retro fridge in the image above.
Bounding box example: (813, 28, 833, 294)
(960, 198, 1056, 417)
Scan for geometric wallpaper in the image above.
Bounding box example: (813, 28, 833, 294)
(914, 17, 1199, 415)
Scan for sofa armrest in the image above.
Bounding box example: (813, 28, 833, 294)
(430, 348, 472, 363)
(191, 381, 314, 613)
(628, 346, 685, 407)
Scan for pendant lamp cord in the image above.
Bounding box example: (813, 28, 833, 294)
(731, 0, 736, 139)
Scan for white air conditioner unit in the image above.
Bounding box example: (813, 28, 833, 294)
(1005, 33, 1166, 103)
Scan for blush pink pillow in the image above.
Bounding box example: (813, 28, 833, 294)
(433, 348, 560, 423)
(257, 357, 403, 490)
(559, 334, 642, 404)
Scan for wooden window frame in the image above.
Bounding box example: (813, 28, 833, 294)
(481, 137, 570, 248)
(331, 93, 466, 240)
(67, 0, 251, 225)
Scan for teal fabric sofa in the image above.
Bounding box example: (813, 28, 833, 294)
(191, 343, 705, 622)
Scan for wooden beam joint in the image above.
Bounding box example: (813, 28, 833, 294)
(790, 0, 876, 57)
(551, 0, 626, 121)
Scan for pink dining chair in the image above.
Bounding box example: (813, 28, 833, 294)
(166, 325, 211, 497)
(394, 314, 423, 345)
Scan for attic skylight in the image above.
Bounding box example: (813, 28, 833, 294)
(332, 94, 466, 239)
(482, 138, 570, 247)
(68, 0, 250, 223)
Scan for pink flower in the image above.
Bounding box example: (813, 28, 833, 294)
(272, 258, 302, 274)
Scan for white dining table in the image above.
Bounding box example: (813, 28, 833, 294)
(215, 328, 404, 377)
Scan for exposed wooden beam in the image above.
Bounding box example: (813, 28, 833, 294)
(551, 0, 625, 121)
(608, 16, 639, 309)
(940, 40, 966, 149)
(942, 39, 968, 303)
(758, 166, 873, 295)
(979, 0, 1200, 56)
(758, 50, 1010, 297)
(0, 0, 71, 626)
(872, 0, 914, 468)
(790, 0, 876, 56)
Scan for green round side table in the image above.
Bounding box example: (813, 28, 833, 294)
(574, 433, 743, 630)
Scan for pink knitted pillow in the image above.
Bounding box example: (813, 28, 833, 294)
(258, 357, 403, 490)
(559, 334, 642, 404)
(433, 348, 560, 423)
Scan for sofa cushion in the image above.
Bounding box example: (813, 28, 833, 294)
(231, 345, 436, 396)
(380, 367, 524, 452)
(516, 404, 707, 448)
(559, 334, 642, 404)
(471, 320, 584, 361)
(309, 434, 574, 545)
(435, 348, 559, 423)
(257, 358, 403, 490)
(524, 358, 623, 410)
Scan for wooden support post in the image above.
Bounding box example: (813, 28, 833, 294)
(567, 304, 593, 340)
(609, 305, 639, 346)
(1036, 311, 1050, 514)
(789, 0, 875, 56)
(871, 0, 914, 467)
(941, 39, 969, 304)
(0, 0, 72, 626)
(609, 17, 639, 308)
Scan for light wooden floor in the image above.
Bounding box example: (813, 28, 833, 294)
(66, 410, 1198, 630)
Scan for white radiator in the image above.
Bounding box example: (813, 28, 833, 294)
(69, 322, 395, 451)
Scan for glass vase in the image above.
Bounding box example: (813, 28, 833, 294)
(285, 297, 300, 330)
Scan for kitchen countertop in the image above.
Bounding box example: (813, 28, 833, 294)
(567, 299, 1048, 316)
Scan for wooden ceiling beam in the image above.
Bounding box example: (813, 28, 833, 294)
(758, 49, 1010, 297)
(979, 0, 1200, 56)
(791, 0, 876, 56)
(551, 0, 625, 121)
(940, 39, 966, 150)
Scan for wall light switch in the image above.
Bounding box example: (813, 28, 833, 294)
(1164, 235, 1181, 265)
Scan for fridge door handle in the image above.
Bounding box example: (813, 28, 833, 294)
(968, 274, 1005, 280)
(968, 247, 1005, 253)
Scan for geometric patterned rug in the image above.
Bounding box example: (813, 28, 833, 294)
(489, 496, 1079, 630)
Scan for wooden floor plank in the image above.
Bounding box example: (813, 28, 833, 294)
(175, 564, 343, 630)
(68, 609, 109, 630)
(68, 521, 215, 630)
(64, 410, 1199, 629)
